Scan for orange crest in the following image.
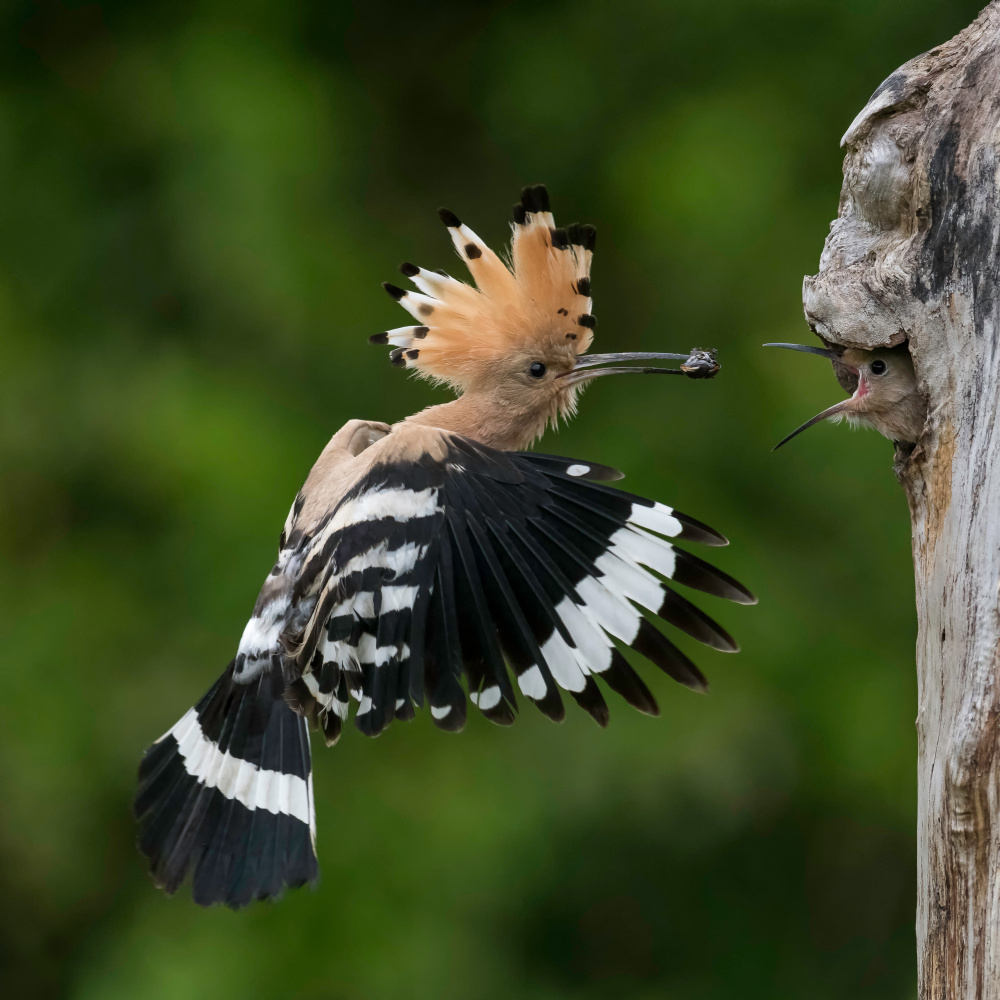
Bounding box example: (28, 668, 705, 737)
(371, 185, 596, 388)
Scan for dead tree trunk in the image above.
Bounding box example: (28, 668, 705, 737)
(802, 6, 1000, 996)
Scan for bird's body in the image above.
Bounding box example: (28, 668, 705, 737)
(766, 342, 925, 449)
(835, 347, 925, 444)
(136, 186, 754, 908)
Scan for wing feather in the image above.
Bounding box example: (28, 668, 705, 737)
(445, 515, 517, 724)
(275, 429, 751, 742)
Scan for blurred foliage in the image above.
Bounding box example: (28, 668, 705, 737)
(0, 0, 982, 997)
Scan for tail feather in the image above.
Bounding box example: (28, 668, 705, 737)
(135, 660, 318, 908)
(189, 669, 276, 905)
(224, 699, 313, 907)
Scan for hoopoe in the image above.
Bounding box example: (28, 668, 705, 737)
(135, 185, 756, 908)
(765, 342, 925, 449)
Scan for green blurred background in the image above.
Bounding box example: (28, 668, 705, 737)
(0, 1, 980, 997)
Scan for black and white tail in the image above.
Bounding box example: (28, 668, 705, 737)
(134, 659, 317, 907)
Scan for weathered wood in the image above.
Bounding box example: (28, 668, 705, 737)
(802, 6, 1000, 996)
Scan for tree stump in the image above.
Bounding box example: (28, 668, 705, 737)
(802, 5, 1000, 996)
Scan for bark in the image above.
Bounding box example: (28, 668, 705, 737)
(802, 7, 1000, 996)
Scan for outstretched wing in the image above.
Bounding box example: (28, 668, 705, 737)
(283, 435, 755, 742)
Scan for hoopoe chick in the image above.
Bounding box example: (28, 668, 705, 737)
(135, 184, 756, 910)
(765, 342, 926, 449)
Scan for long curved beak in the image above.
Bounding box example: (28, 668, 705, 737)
(763, 342, 841, 360)
(561, 351, 717, 386)
(773, 399, 852, 451)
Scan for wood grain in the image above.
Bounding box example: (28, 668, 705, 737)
(803, 6, 1000, 996)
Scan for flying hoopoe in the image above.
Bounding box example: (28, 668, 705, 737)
(135, 185, 755, 908)
(764, 342, 925, 449)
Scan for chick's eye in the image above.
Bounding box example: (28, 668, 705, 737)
(870, 360, 887, 375)
(529, 362, 546, 379)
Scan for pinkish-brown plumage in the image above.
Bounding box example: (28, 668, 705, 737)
(373, 185, 695, 451)
(381, 188, 594, 384)
(135, 184, 747, 912)
(766, 342, 926, 449)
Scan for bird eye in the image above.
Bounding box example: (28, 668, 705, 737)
(870, 359, 888, 375)
(529, 362, 546, 379)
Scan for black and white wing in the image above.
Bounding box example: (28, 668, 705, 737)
(283, 435, 755, 740)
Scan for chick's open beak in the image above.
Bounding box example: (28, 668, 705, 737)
(561, 349, 720, 387)
(763, 342, 840, 359)
(764, 342, 864, 450)
(772, 399, 852, 451)
(763, 341, 859, 375)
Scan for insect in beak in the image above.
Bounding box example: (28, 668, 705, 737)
(560, 348, 721, 386)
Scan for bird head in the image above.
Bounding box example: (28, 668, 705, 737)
(372, 185, 716, 449)
(765, 341, 923, 449)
